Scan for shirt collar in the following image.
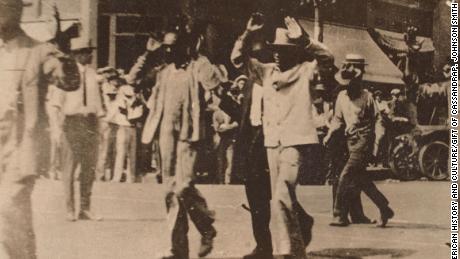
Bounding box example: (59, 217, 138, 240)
(77, 62, 87, 73)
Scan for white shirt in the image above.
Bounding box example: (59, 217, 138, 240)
(112, 84, 143, 127)
(101, 81, 119, 123)
(250, 83, 263, 127)
(312, 102, 333, 129)
(50, 63, 104, 117)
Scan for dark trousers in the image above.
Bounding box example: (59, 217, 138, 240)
(244, 127, 273, 254)
(334, 133, 389, 218)
(62, 115, 98, 213)
(159, 127, 215, 259)
(328, 135, 368, 221)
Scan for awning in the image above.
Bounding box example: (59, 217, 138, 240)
(372, 28, 435, 53)
(21, 19, 80, 42)
(299, 20, 404, 85)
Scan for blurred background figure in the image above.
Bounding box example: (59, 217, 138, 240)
(312, 82, 333, 144)
(372, 90, 390, 167)
(212, 81, 239, 184)
(309, 82, 333, 185)
(46, 84, 65, 180)
(96, 67, 121, 181)
(231, 75, 248, 104)
(387, 88, 417, 138)
(112, 80, 144, 183)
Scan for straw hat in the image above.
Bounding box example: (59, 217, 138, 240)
(335, 54, 367, 85)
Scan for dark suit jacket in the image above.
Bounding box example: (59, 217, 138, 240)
(219, 79, 267, 183)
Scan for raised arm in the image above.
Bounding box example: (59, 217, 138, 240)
(231, 14, 264, 69)
(283, 17, 334, 70)
(305, 40, 334, 71)
(126, 37, 164, 87)
(196, 56, 228, 91)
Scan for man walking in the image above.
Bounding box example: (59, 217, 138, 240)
(129, 25, 226, 259)
(324, 54, 394, 227)
(1, 0, 76, 257)
(232, 15, 334, 258)
(50, 38, 104, 222)
(219, 77, 273, 258)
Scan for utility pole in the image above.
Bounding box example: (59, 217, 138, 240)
(304, 0, 336, 42)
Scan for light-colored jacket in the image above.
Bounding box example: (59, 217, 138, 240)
(130, 55, 227, 144)
(0, 30, 65, 176)
(231, 36, 334, 147)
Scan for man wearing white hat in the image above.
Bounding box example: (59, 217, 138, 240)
(232, 14, 334, 258)
(1, 0, 77, 257)
(49, 37, 105, 221)
(111, 81, 144, 183)
(324, 54, 394, 228)
(96, 68, 122, 181)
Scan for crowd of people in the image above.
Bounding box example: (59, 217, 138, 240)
(43, 33, 421, 188)
(46, 13, 401, 258)
(1, 0, 445, 257)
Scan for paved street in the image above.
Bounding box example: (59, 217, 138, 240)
(32, 179, 450, 259)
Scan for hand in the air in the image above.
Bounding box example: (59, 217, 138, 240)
(246, 13, 264, 32)
(284, 16, 303, 40)
(146, 36, 162, 52)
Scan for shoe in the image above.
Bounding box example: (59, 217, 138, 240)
(198, 227, 217, 257)
(78, 210, 103, 221)
(352, 216, 377, 224)
(243, 249, 274, 259)
(377, 207, 394, 228)
(329, 216, 350, 227)
(66, 212, 76, 222)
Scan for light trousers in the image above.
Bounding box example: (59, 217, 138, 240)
(113, 125, 137, 182)
(267, 145, 314, 258)
(0, 111, 37, 259)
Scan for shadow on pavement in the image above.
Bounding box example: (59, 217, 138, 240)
(194, 248, 416, 259)
(100, 217, 165, 222)
(307, 247, 417, 258)
(385, 222, 448, 230)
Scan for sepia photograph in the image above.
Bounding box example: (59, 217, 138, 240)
(0, 0, 457, 258)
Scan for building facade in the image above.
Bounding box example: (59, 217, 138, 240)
(21, 0, 447, 72)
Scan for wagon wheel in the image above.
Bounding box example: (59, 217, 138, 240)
(389, 140, 420, 181)
(418, 141, 449, 180)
